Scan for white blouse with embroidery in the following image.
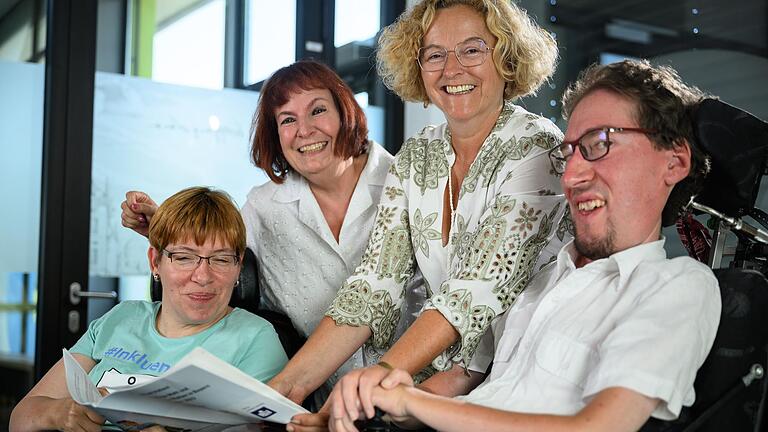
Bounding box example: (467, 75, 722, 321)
(327, 102, 570, 372)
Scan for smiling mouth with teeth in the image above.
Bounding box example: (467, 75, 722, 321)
(577, 199, 606, 212)
(298, 142, 327, 153)
(445, 84, 475, 95)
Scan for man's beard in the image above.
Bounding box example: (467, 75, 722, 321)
(574, 223, 616, 261)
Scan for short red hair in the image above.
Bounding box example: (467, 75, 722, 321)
(250, 60, 369, 183)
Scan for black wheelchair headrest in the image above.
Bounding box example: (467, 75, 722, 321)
(693, 98, 768, 217)
(231, 247, 259, 311)
(150, 247, 260, 313)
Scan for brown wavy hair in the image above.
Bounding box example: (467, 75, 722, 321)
(561, 60, 711, 227)
(376, 0, 557, 104)
(250, 60, 369, 183)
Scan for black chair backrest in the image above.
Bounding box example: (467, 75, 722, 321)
(693, 98, 768, 217)
(690, 268, 768, 431)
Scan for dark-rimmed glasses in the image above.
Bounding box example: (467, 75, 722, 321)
(162, 249, 240, 272)
(417, 38, 494, 72)
(547, 127, 657, 174)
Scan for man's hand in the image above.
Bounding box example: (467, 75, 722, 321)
(375, 369, 415, 422)
(330, 364, 392, 423)
(51, 397, 105, 432)
(328, 384, 414, 432)
(327, 367, 417, 432)
(120, 191, 158, 237)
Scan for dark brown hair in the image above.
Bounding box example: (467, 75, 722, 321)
(250, 60, 369, 183)
(562, 59, 711, 226)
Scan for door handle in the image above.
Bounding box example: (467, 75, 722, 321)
(69, 282, 117, 305)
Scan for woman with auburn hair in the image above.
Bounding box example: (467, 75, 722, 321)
(274, 0, 568, 429)
(120, 61, 418, 409)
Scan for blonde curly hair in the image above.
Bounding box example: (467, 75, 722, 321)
(376, 0, 557, 104)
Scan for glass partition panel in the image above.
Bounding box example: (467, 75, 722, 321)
(0, 59, 44, 420)
(90, 72, 267, 286)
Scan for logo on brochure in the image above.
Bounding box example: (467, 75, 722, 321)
(251, 406, 277, 419)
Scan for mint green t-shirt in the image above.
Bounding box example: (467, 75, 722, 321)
(70, 301, 287, 387)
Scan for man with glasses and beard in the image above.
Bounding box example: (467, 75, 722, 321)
(329, 59, 721, 432)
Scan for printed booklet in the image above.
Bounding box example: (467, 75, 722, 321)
(63, 347, 308, 431)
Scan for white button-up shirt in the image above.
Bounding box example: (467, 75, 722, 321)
(463, 239, 721, 420)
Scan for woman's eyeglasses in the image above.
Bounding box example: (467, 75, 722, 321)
(162, 250, 240, 272)
(417, 38, 494, 72)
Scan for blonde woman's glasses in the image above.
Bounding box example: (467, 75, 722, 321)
(417, 38, 493, 72)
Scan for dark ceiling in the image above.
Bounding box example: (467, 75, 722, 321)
(546, 0, 767, 61)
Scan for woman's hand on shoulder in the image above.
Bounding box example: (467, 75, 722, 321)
(120, 190, 158, 238)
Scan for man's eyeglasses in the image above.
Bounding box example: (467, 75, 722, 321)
(162, 249, 240, 272)
(417, 38, 494, 72)
(547, 127, 657, 174)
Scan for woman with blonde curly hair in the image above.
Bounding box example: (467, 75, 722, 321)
(272, 1, 568, 430)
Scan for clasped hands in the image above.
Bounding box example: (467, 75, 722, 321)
(326, 364, 415, 432)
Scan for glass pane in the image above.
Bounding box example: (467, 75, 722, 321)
(151, 0, 226, 89)
(245, 0, 296, 85)
(0, 57, 44, 422)
(89, 71, 268, 294)
(334, 0, 380, 47)
(0, 61, 45, 362)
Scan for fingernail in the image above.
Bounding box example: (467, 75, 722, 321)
(131, 204, 138, 210)
(286, 425, 294, 432)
